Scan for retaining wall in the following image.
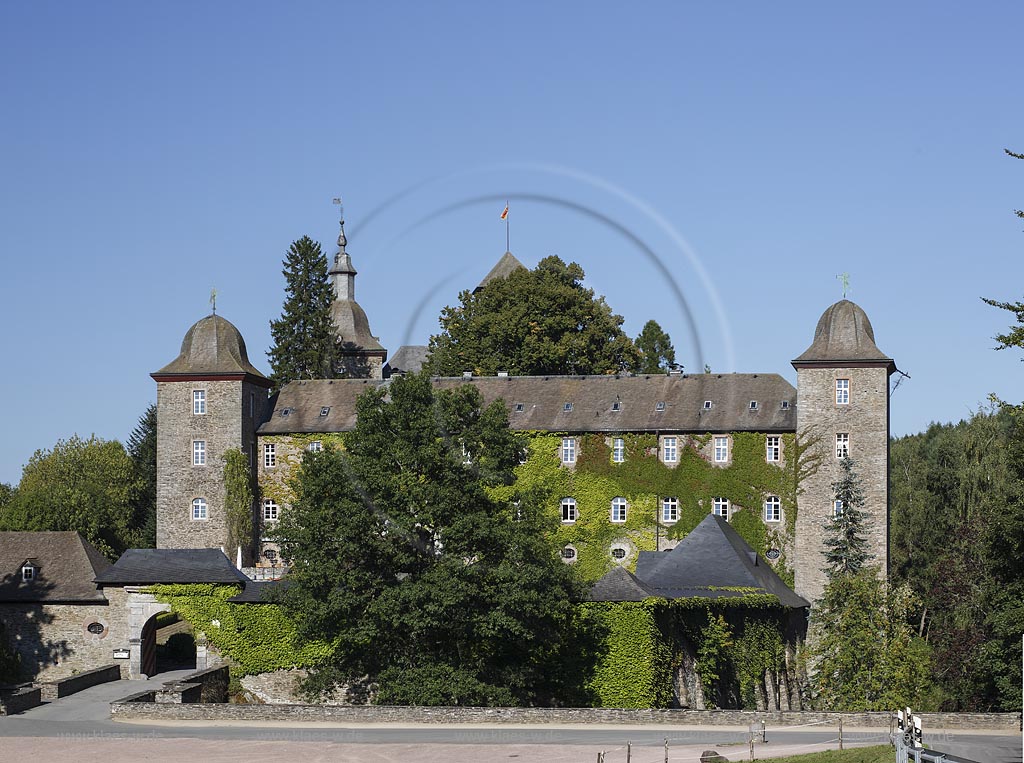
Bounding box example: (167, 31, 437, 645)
(37, 664, 121, 700)
(0, 685, 42, 715)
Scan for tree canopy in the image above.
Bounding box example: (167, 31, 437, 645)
(126, 403, 157, 547)
(267, 236, 342, 388)
(823, 457, 872, 578)
(276, 372, 591, 705)
(635, 319, 676, 374)
(424, 256, 640, 376)
(0, 435, 141, 559)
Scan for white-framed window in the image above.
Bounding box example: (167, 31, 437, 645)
(836, 433, 850, 459)
(193, 389, 206, 415)
(836, 378, 850, 405)
(714, 436, 729, 463)
(612, 437, 625, 463)
(21, 564, 35, 582)
(263, 499, 279, 522)
(833, 499, 844, 518)
(712, 497, 729, 520)
(192, 440, 206, 466)
(662, 497, 679, 523)
(191, 498, 207, 521)
(610, 497, 628, 523)
(662, 436, 678, 463)
(560, 437, 576, 464)
(561, 497, 577, 523)
(561, 545, 577, 562)
(766, 436, 781, 463)
(764, 495, 781, 522)
(264, 443, 276, 468)
(307, 440, 322, 453)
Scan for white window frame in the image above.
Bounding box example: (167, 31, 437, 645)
(192, 440, 206, 466)
(766, 436, 781, 463)
(560, 437, 576, 465)
(191, 498, 207, 521)
(610, 497, 628, 523)
(836, 378, 850, 405)
(833, 499, 844, 518)
(307, 440, 322, 453)
(714, 436, 729, 463)
(662, 497, 679, 523)
(836, 433, 850, 459)
(560, 497, 577, 524)
(712, 497, 729, 520)
(764, 495, 781, 522)
(263, 499, 279, 522)
(612, 437, 625, 463)
(21, 565, 34, 582)
(662, 436, 678, 463)
(264, 443, 276, 468)
(193, 389, 206, 415)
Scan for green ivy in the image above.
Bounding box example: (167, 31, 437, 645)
(150, 584, 333, 677)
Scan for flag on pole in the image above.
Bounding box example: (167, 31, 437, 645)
(500, 204, 509, 220)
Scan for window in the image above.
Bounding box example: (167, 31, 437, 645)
(714, 436, 729, 463)
(833, 499, 844, 518)
(764, 495, 781, 522)
(192, 440, 206, 466)
(263, 499, 279, 522)
(611, 547, 627, 560)
(264, 443, 276, 468)
(662, 497, 679, 523)
(766, 436, 781, 463)
(712, 497, 729, 520)
(319, 406, 330, 417)
(781, 400, 790, 410)
(563, 402, 573, 412)
(611, 497, 628, 523)
(749, 401, 758, 410)
(193, 389, 206, 415)
(560, 498, 577, 523)
(560, 437, 576, 464)
(612, 437, 625, 463)
(836, 433, 850, 459)
(703, 400, 712, 410)
(250, 391, 255, 418)
(611, 401, 621, 412)
(307, 440, 322, 452)
(514, 402, 524, 412)
(662, 436, 678, 463)
(655, 401, 666, 411)
(191, 498, 207, 520)
(263, 549, 278, 562)
(561, 546, 577, 561)
(836, 379, 850, 405)
(21, 564, 34, 582)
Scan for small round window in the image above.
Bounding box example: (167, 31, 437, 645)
(86, 622, 105, 635)
(765, 548, 781, 560)
(611, 548, 627, 560)
(561, 547, 577, 560)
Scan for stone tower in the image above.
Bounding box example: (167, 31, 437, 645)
(792, 300, 896, 604)
(329, 218, 386, 379)
(152, 313, 272, 556)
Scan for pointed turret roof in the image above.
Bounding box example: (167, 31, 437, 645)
(329, 219, 385, 354)
(474, 251, 526, 293)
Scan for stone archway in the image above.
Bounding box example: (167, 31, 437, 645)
(124, 587, 171, 679)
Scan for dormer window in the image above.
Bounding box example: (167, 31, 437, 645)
(514, 403, 525, 413)
(655, 402, 666, 412)
(280, 407, 293, 417)
(703, 400, 712, 410)
(611, 401, 621, 412)
(563, 402, 573, 412)
(21, 563, 36, 582)
(319, 406, 331, 417)
(749, 401, 759, 411)
(781, 401, 791, 410)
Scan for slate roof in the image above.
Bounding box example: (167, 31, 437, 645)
(94, 548, 249, 586)
(384, 345, 429, 376)
(588, 566, 659, 602)
(475, 251, 526, 292)
(0, 532, 110, 603)
(629, 515, 809, 608)
(793, 299, 894, 368)
(258, 373, 797, 435)
(227, 579, 290, 603)
(154, 314, 270, 381)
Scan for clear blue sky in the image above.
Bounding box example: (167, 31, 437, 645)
(1, 2, 1022, 485)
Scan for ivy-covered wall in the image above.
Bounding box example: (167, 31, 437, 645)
(150, 584, 332, 676)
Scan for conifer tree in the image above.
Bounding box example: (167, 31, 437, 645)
(126, 403, 157, 547)
(635, 319, 677, 373)
(267, 236, 341, 388)
(823, 456, 872, 578)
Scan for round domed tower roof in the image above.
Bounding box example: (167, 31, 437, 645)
(793, 299, 894, 367)
(154, 314, 269, 379)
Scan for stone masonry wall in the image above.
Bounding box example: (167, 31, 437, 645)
(794, 365, 889, 604)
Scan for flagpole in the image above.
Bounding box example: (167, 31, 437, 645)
(505, 199, 510, 252)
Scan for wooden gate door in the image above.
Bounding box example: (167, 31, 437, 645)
(140, 616, 157, 677)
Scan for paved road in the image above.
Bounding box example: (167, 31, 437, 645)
(0, 674, 1019, 762)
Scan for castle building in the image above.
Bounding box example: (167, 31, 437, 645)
(152, 222, 896, 606)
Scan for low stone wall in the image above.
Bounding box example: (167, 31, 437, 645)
(0, 685, 42, 715)
(155, 682, 202, 704)
(37, 664, 121, 700)
(180, 665, 229, 703)
(107, 702, 1022, 730)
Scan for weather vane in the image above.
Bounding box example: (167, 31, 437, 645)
(836, 273, 850, 299)
(210, 288, 218, 314)
(332, 196, 344, 223)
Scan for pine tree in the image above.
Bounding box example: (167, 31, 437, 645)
(635, 319, 677, 373)
(267, 236, 341, 388)
(126, 403, 157, 547)
(823, 456, 872, 578)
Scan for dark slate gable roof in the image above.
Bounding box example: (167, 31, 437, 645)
(94, 548, 249, 586)
(227, 578, 290, 603)
(632, 515, 809, 608)
(588, 565, 659, 602)
(0, 532, 111, 603)
(384, 345, 429, 376)
(259, 374, 797, 435)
